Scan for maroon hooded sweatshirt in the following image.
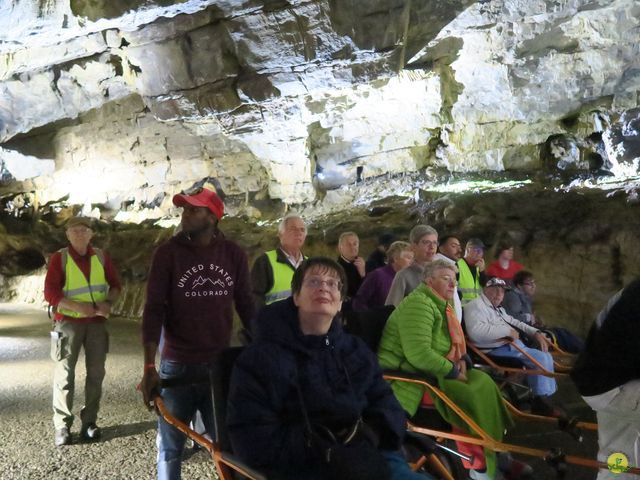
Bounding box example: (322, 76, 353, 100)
(142, 232, 255, 363)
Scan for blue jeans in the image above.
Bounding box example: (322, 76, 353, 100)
(157, 360, 216, 480)
(383, 450, 435, 480)
(489, 340, 557, 396)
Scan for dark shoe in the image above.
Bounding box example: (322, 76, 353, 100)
(54, 427, 71, 447)
(531, 396, 565, 418)
(81, 423, 101, 441)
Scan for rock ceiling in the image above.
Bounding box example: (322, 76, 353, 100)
(0, 0, 639, 225)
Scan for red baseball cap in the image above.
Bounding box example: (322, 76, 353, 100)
(172, 188, 224, 220)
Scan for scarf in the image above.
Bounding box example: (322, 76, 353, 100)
(444, 303, 467, 362)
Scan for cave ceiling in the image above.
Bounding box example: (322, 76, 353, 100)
(0, 0, 639, 226)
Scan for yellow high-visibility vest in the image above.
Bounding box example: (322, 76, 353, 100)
(264, 250, 299, 304)
(457, 258, 481, 305)
(56, 248, 108, 318)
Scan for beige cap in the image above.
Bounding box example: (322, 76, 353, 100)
(65, 217, 93, 229)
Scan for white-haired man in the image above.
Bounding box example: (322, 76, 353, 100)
(252, 213, 307, 309)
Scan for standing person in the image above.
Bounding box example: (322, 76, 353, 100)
(228, 257, 429, 480)
(45, 216, 121, 447)
(337, 231, 366, 307)
(352, 241, 413, 312)
(385, 225, 438, 307)
(366, 232, 395, 274)
(140, 188, 255, 480)
(485, 240, 523, 283)
(457, 238, 487, 305)
(251, 213, 306, 309)
(572, 280, 640, 479)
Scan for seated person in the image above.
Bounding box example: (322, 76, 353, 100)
(337, 232, 366, 308)
(503, 271, 583, 353)
(386, 225, 439, 307)
(464, 278, 562, 417)
(352, 241, 413, 312)
(457, 238, 487, 305)
(378, 260, 525, 480)
(485, 239, 523, 283)
(572, 280, 640, 480)
(227, 257, 429, 480)
(366, 232, 396, 273)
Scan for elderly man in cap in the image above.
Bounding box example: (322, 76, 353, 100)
(457, 238, 487, 305)
(464, 278, 561, 416)
(44, 216, 121, 447)
(140, 187, 255, 480)
(385, 225, 438, 307)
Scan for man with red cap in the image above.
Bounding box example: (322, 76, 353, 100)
(139, 187, 255, 480)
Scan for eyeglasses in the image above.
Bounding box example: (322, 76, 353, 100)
(303, 277, 342, 292)
(419, 240, 438, 247)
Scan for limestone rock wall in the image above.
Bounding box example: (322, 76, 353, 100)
(1, 0, 638, 219)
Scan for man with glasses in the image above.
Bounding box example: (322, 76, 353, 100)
(457, 238, 487, 305)
(385, 225, 438, 307)
(45, 216, 121, 447)
(140, 188, 255, 480)
(251, 213, 307, 310)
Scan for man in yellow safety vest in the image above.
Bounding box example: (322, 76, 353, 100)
(251, 213, 307, 310)
(44, 216, 121, 447)
(457, 237, 486, 305)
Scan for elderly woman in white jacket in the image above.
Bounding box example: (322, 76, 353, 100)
(464, 278, 561, 417)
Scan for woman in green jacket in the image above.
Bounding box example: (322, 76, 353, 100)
(378, 259, 523, 480)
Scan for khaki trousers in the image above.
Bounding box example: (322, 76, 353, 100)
(51, 321, 109, 430)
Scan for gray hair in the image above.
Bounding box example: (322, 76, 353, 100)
(387, 241, 411, 264)
(278, 213, 305, 234)
(422, 259, 457, 281)
(338, 231, 358, 245)
(409, 224, 438, 244)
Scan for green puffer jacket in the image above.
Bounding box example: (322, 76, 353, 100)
(378, 283, 455, 415)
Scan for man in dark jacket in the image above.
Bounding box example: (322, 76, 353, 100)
(140, 187, 255, 480)
(572, 279, 640, 479)
(227, 257, 429, 480)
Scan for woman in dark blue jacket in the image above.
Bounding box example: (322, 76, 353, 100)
(227, 257, 429, 480)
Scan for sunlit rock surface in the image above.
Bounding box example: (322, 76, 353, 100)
(1, 0, 639, 331)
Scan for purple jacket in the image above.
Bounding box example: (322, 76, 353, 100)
(352, 264, 396, 312)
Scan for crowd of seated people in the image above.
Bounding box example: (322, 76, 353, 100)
(377, 259, 527, 480)
(226, 228, 596, 479)
(144, 213, 600, 480)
